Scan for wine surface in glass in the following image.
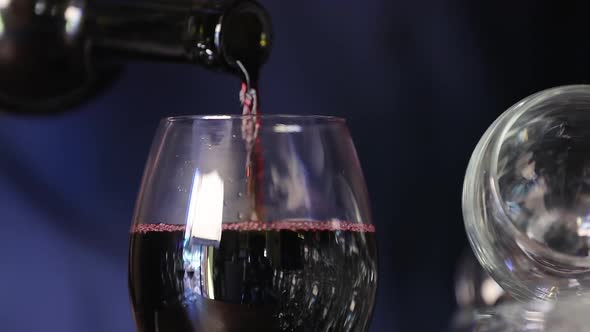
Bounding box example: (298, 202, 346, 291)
(129, 220, 377, 332)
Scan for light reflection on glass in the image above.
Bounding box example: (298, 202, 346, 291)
(455, 251, 510, 309)
(274, 124, 302, 133)
(206, 247, 215, 299)
(214, 23, 221, 49)
(34, 1, 46, 15)
(182, 170, 224, 302)
(185, 170, 224, 244)
(0, 0, 7, 38)
(504, 259, 514, 271)
(481, 278, 505, 306)
(64, 5, 82, 36)
(202, 115, 231, 120)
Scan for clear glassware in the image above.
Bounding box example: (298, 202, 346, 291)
(453, 295, 590, 332)
(128, 115, 377, 332)
(451, 250, 513, 331)
(463, 85, 590, 303)
(454, 250, 510, 309)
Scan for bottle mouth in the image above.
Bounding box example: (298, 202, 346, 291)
(218, 0, 272, 70)
(487, 84, 590, 271)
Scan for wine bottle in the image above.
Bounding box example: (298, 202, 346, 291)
(0, 0, 272, 113)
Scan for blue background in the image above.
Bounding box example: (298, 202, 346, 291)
(2, 0, 590, 331)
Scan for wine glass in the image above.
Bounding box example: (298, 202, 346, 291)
(464, 85, 590, 302)
(128, 115, 377, 332)
(462, 85, 590, 330)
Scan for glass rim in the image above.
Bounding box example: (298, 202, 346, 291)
(487, 84, 590, 269)
(164, 114, 346, 123)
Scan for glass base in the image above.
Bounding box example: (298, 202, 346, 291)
(453, 296, 590, 332)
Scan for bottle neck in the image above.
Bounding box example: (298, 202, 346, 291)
(0, 0, 270, 113)
(88, 0, 271, 73)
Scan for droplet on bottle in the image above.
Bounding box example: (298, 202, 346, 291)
(238, 192, 243, 197)
(238, 212, 244, 220)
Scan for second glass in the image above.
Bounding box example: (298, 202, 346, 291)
(128, 115, 377, 332)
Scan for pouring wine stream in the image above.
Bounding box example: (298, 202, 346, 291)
(236, 60, 265, 222)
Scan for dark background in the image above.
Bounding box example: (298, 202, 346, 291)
(1, 0, 590, 331)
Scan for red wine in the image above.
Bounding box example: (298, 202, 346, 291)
(129, 221, 377, 332)
(237, 60, 265, 222)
